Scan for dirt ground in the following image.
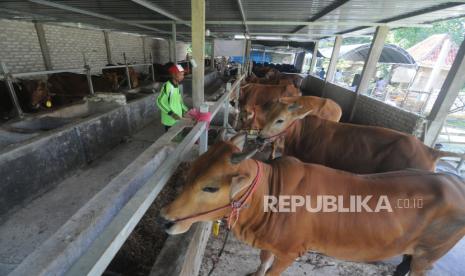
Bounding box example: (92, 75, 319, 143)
(104, 162, 190, 276)
(199, 228, 396, 276)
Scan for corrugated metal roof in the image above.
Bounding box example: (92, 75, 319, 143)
(0, 0, 464, 42)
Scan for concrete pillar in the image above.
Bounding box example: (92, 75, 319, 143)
(325, 35, 342, 83)
(171, 22, 177, 62)
(103, 31, 112, 64)
(34, 22, 52, 70)
(309, 40, 319, 74)
(191, 0, 205, 108)
(424, 36, 465, 146)
(349, 26, 389, 121)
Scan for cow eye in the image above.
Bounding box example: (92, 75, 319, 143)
(202, 187, 219, 193)
(275, 119, 284, 124)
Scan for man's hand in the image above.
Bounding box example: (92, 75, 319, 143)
(172, 114, 182, 120)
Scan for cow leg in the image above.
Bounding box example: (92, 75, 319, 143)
(393, 255, 412, 276)
(264, 255, 294, 276)
(249, 250, 274, 276)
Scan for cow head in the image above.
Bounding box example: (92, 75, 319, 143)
(129, 68, 140, 88)
(257, 97, 312, 142)
(21, 79, 50, 109)
(103, 72, 120, 91)
(161, 132, 258, 235)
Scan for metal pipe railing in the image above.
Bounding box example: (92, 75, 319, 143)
(0, 53, 157, 117)
(64, 74, 246, 276)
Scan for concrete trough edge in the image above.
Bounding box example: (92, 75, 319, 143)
(0, 94, 157, 219)
(8, 121, 192, 276)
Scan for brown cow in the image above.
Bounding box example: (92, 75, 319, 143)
(0, 79, 50, 117)
(47, 72, 117, 105)
(238, 84, 301, 131)
(253, 96, 342, 159)
(256, 101, 462, 173)
(102, 64, 139, 89)
(162, 133, 465, 276)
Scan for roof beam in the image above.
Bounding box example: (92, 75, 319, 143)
(292, 0, 352, 33)
(130, 0, 190, 27)
(236, 0, 249, 34)
(28, 0, 170, 34)
(126, 20, 431, 28)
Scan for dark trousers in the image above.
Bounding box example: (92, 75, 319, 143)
(164, 125, 171, 132)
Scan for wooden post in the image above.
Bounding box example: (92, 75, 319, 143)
(34, 22, 53, 70)
(309, 40, 319, 74)
(424, 36, 465, 146)
(172, 22, 177, 63)
(325, 35, 342, 83)
(103, 31, 112, 64)
(191, 0, 205, 108)
(349, 26, 389, 121)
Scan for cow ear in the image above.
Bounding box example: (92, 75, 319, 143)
(230, 132, 247, 151)
(230, 174, 250, 200)
(279, 97, 294, 105)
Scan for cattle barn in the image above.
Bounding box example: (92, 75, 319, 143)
(1, 1, 465, 276)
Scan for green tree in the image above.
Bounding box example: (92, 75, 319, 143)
(387, 17, 465, 49)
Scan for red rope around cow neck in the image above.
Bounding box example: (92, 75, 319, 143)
(172, 159, 262, 229)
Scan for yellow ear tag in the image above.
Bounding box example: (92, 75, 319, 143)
(46, 100, 52, 108)
(213, 220, 221, 237)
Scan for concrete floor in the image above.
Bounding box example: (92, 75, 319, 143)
(0, 118, 165, 275)
(200, 230, 465, 276)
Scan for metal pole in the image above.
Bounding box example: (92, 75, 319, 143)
(349, 26, 390, 121)
(199, 103, 209, 153)
(123, 52, 132, 90)
(103, 31, 112, 64)
(150, 53, 155, 82)
(34, 22, 53, 70)
(0, 62, 24, 117)
(325, 35, 343, 83)
(233, 84, 240, 128)
(223, 82, 232, 129)
(425, 35, 465, 146)
(85, 64, 95, 95)
(309, 40, 319, 74)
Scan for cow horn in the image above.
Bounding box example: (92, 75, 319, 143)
(230, 148, 258, 164)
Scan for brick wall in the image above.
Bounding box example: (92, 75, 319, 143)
(0, 19, 173, 74)
(108, 32, 145, 64)
(44, 24, 108, 73)
(0, 19, 45, 73)
(150, 39, 170, 64)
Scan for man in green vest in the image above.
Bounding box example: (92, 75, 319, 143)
(157, 64, 188, 131)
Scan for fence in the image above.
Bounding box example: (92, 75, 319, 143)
(0, 53, 156, 117)
(9, 73, 245, 276)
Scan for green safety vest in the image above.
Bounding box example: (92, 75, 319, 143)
(156, 80, 188, 126)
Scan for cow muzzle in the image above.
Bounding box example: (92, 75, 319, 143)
(160, 208, 193, 235)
